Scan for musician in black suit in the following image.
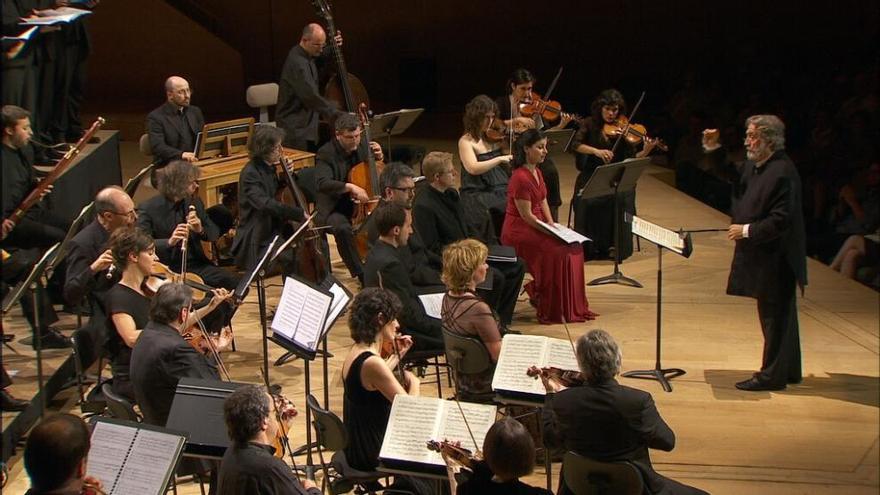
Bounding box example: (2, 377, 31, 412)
(130, 283, 221, 426)
(231, 125, 305, 275)
(1, 0, 37, 115)
(542, 330, 708, 495)
(315, 112, 384, 285)
(363, 202, 443, 352)
(146, 76, 205, 166)
(707, 115, 807, 391)
(412, 151, 525, 329)
(276, 23, 342, 151)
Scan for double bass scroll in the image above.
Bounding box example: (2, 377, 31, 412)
(310, 0, 370, 113)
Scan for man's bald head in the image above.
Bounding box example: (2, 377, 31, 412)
(95, 186, 136, 230)
(165, 76, 192, 108)
(299, 23, 327, 57)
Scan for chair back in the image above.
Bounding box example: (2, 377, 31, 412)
(562, 451, 645, 495)
(138, 133, 152, 156)
(101, 383, 140, 422)
(442, 327, 491, 375)
(72, 326, 99, 373)
(246, 83, 279, 124)
(306, 394, 348, 452)
(295, 166, 319, 206)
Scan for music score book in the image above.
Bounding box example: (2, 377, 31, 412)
(492, 334, 579, 399)
(270, 275, 333, 357)
(417, 292, 444, 320)
(630, 215, 693, 258)
(535, 220, 591, 245)
(86, 418, 186, 495)
(379, 395, 496, 475)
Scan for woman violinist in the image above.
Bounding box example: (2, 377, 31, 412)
(496, 68, 575, 222)
(570, 89, 659, 260)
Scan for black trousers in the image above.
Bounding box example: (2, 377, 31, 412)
(755, 268, 802, 386)
(1, 248, 59, 333)
(478, 260, 526, 326)
(324, 211, 363, 278)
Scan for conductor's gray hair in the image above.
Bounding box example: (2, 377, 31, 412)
(746, 114, 786, 151)
(575, 329, 622, 384)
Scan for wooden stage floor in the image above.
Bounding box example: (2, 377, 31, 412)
(2, 142, 878, 494)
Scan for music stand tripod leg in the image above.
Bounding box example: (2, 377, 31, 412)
(587, 187, 642, 288)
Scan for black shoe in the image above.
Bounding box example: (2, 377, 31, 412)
(735, 377, 785, 391)
(788, 376, 803, 384)
(1, 390, 29, 411)
(32, 330, 72, 350)
(1, 333, 13, 343)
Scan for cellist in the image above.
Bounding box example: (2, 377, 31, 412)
(314, 112, 383, 286)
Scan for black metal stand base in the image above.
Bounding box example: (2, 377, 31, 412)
(588, 270, 643, 288)
(622, 367, 686, 393)
(274, 348, 334, 366)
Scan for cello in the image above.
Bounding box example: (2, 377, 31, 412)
(278, 155, 329, 284)
(348, 103, 385, 260)
(310, 0, 369, 113)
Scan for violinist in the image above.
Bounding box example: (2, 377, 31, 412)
(23, 413, 105, 495)
(218, 384, 320, 495)
(570, 89, 658, 260)
(449, 418, 551, 495)
(457, 95, 512, 238)
(495, 68, 574, 222)
(314, 112, 384, 286)
(231, 125, 305, 276)
(541, 330, 708, 495)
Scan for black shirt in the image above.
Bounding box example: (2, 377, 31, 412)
(218, 442, 320, 495)
(104, 284, 150, 376)
(458, 461, 552, 495)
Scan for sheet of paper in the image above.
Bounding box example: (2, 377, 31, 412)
(114, 430, 183, 495)
(1, 26, 37, 42)
(87, 422, 137, 492)
(417, 292, 444, 320)
(271, 276, 331, 351)
(379, 395, 443, 465)
(323, 281, 350, 333)
(436, 400, 497, 462)
(545, 337, 580, 371)
(631, 215, 684, 252)
(492, 334, 548, 396)
(536, 219, 591, 244)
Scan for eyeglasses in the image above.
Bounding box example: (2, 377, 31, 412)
(391, 186, 416, 194)
(111, 209, 137, 219)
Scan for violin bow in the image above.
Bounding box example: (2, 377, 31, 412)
(543, 66, 564, 101)
(453, 397, 481, 453)
(610, 91, 646, 156)
(561, 317, 577, 357)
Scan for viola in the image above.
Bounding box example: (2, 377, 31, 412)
(143, 261, 214, 300)
(427, 439, 480, 469)
(271, 393, 299, 458)
(602, 116, 668, 151)
(182, 325, 233, 355)
(527, 365, 585, 388)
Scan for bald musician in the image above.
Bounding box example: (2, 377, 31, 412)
(146, 76, 205, 166)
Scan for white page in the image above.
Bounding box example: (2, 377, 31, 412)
(113, 429, 183, 495)
(536, 219, 591, 244)
(86, 422, 137, 492)
(323, 281, 350, 333)
(1, 26, 37, 42)
(492, 334, 549, 396)
(631, 215, 684, 252)
(379, 395, 443, 464)
(545, 338, 580, 371)
(417, 292, 445, 320)
(271, 276, 331, 351)
(434, 401, 497, 464)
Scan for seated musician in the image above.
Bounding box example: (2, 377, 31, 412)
(130, 282, 229, 426)
(146, 76, 204, 165)
(440, 239, 500, 401)
(343, 288, 440, 494)
(23, 414, 104, 495)
(363, 202, 444, 352)
(448, 417, 551, 495)
(412, 151, 525, 330)
(314, 112, 384, 286)
(541, 329, 708, 495)
(218, 384, 320, 495)
(231, 125, 305, 275)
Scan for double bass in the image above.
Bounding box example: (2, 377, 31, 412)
(310, 0, 369, 113)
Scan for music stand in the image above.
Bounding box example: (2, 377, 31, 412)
(578, 157, 650, 288)
(369, 108, 424, 157)
(45, 201, 93, 282)
(621, 214, 692, 392)
(542, 128, 576, 153)
(1, 243, 61, 418)
(194, 117, 255, 159)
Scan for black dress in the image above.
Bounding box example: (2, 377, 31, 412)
(343, 351, 391, 471)
(105, 284, 150, 401)
(458, 461, 552, 495)
(460, 149, 510, 239)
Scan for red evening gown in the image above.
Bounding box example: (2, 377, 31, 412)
(500, 166, 597, 324)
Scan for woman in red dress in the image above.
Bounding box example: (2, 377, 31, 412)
(500, 129, 597, 323)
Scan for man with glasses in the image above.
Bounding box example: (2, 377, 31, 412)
(277, 23, 343, 151)
(146, 76, 204, 166)
(315, 112, 384, 285)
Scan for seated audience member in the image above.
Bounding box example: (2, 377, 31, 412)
(449, 417, 551, 495)
(542, 329, 708, 495)
(130, 283, 226, 426)
(413, 151, 525, 329)
(218, 384, 320, 495)
(343, 288, 440, 494)
(440, 239, 501, 400)
(830, 233, 879, 285)
(146, 76, 204, 166)
(23, 413, 104, 495)
(363, 202, 444, 352)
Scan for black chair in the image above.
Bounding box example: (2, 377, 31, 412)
(562, 451, 645, 495)
(306, 394, 389, 495)
(295, 166, 319, 206)
(399, 347, 449, 398)
(441, 327, 493, 403)
(101, 383, 141, 422)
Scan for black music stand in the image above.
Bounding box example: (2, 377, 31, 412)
(1, 243, 61, 418)
(166, 378, 247, 459)
(370, 108, 424, 158)
(621, 215, 693, 392)
(578, 157, 650, 288)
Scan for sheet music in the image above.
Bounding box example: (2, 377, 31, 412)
(323, 281, 351, 333)
(535, 220, 591, 244)
(417, 292, 445, 320)
(87, 422, 137, 491)
(114, 430, 183, 494)
(271, 276, 331, 351)
(492, 334, 548, 396)
(631, 215, 685, 253)
(380, 395, 496, 467)
(545, 338, 580, 371)
(19, 7, 91, 25)
(1, 26, 37, 42)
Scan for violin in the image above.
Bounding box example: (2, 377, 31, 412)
(271, 393, 299, 458)
(527, 365, 585, 388)
(602, 116, 668, 151)
(519, 92, 582, 124)
(427, 439, 481, 470)
(182, 325, 233, 355)
(143, 261, 215, 300)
